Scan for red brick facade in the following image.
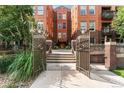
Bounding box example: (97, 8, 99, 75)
(54, 6, 71, 45)
(33, 5, 118, 45)
(71, 5, 117, 44)
(33, 5, 54, 40)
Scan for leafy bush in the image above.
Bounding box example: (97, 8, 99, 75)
(8, 50, 33, 81)
(0, 55, 15, 73)
(53, 45, 59, 49)
(65, 45, 71, 49)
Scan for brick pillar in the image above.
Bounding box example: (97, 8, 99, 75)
(105, 42, 117, 70)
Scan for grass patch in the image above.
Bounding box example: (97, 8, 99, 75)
(112, 67, 124, 78)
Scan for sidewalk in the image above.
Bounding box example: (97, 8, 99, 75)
(91, 63, 124, 86)
(31, 63, 124, 88)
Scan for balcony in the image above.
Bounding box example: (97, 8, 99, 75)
(101, 27, 114, 35)
(102, 11, 115, 20)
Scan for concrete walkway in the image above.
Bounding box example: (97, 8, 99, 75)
(31, 63, 124, 88)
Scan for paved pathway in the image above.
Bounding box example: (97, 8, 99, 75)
(31, 63, 124, 88)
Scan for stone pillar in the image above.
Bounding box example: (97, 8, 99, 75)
(105, 41, 117, 70)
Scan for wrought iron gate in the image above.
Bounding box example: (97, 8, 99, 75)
(76, 31, 90, 78)
(32, 31, 46, 77)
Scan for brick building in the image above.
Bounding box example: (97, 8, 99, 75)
(71, 5, 117, 44)
(33, 5, 54, 40)
(33, 5, 119, 45)
(54, 6, 71, 47)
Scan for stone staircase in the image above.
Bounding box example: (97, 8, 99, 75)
(47, 50, 76, 63)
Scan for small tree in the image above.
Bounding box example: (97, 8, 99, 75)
(0, 6, 34, 49)
(112, 6, 124, 38)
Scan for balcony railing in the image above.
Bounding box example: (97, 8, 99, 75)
(101, 27, 114, 35)
(102, 11, 115, 20)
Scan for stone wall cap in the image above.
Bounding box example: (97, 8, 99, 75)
(105, 42, 116, 45)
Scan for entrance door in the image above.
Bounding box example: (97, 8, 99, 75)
(76, 31, 90, 77)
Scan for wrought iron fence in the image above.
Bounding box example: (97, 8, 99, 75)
(32, 31, 46, 78)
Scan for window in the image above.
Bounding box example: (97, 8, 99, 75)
(63, 33, 67, 39)
(58, 33, 62, 38)
(90, 37, 96, 44)
(80, 21, 87, 33)
(62, 14, 66, 19)
(58, 13, 62, 19)
(58, 23, 62, 29)
(89, 6, 95, 15)
(89, 21, 95, 31)
(38, 6, 44, 15)
(103, 26, 110, 32)
(63, 23, 66, 29)
(37, 21, 44, 30)
(80, 6, 87, 15)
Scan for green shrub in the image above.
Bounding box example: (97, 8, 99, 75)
(0, 55, 15, 73)
(8, 50, 33, 82)
(65, 45, 71, 49)
(53, 45, 59, 49)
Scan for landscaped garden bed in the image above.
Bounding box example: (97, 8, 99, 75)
(0, 51, 34, 88)
(0, 74, 34, 88)
(0, 5, 35, 88)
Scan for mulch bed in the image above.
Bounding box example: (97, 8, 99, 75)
(0, 74, 34, 88)
(0, 74, 9, 88)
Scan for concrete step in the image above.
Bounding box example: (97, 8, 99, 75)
(48, 54, 75, 57)
(47, 57, 76, 60)
(47, 59, 76, 63)
(47, 54, 75, 58)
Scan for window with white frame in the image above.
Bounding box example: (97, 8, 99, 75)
(80, 21, 87, 33)
(37, 21, 44, 30)
(80, 6, 87, 15)
(58, 23, 62, 29)
(58, 33, 62, 38)
(58, 13, 62, 19)
(38, 6, 44, 15)
(89, 6, 95, 15)
(89, 21, 95, 31)
(63, 33, 67, 38)
(62, 14, 66, 19)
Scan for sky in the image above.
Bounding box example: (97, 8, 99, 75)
(53, 5, 72, 9)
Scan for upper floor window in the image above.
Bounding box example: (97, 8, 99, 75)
(58, 23, 62, 29)
(37, 21, 44, 30)
(63, 33, 67, 38)
(89, 21, 95, 31)
(80, 6, 87, 15)
(62, 14, 66, 19)
(38, 6, 44, 15)
(63, 23, 66, 29)
(58, 13, 62, 19)
(80, 21, 87, 33)
(58, 33, 62, 38)
(89, 6, 95, 15)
